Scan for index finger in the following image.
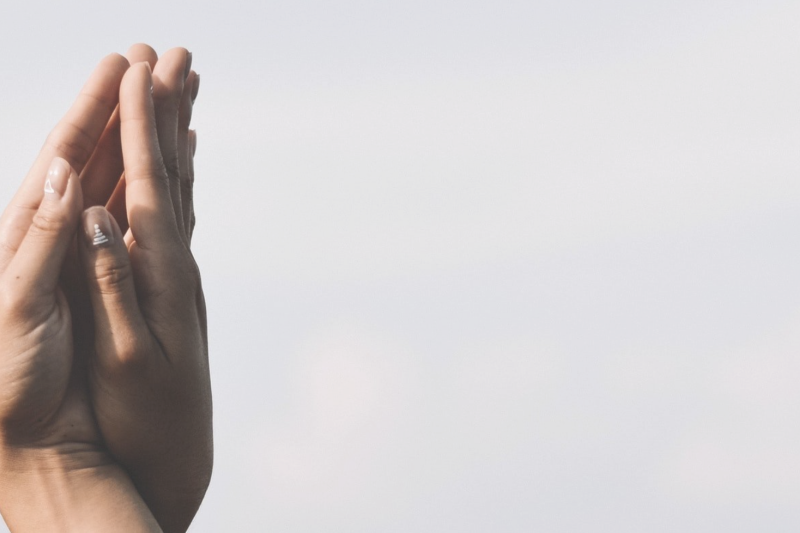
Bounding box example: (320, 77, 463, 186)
(81, 44, 160, 211)
(0, 53, 129, 272)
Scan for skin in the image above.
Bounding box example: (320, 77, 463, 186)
(82, 52, 212, 533)
(0, 55, 161, 532)
(0, 46, 211, 532)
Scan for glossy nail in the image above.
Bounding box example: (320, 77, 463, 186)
(141, 61, 154, 94)
(44, 157, 70, 198)
(83, 207, 114, 248)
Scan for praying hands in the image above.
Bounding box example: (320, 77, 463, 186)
(0, 45, 212, 533)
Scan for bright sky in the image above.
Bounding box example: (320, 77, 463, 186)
(2, 1, 800, 531)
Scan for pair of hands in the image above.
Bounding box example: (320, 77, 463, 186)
(0, 45, 211, 532)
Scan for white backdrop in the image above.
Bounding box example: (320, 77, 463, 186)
(2, 1, 800, 531)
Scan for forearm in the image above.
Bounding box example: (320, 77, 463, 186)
(0, 445, 162, 532)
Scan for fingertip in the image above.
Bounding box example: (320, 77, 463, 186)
(43, 157, 71, 198)
(121, 62, 153, 98)
(43, 157, 83, 213)
(159, 47, 192, 80)
(81, 206, 121, 251)
(122, 60, 149, 78)
(98, 53, 131, 77)
(179, 71, 198, 128)
(185, 51, 193, 79)
(126, 43, 158, 68)
(152, 48, 190, 97)
(163, 46, 191, 60)
(186, 70, 197, 86)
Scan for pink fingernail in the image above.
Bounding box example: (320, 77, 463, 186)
(44, 157, 70, 198)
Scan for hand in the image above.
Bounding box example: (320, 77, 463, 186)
(78, 48, 212, 533)
(0, 54, 161, 532)
(0, 52, 126, 466)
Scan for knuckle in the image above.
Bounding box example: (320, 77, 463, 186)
(28, 210, 66, 238)
(0, 286, 22, 314)
(128, 163, 170, 188)
(119, 114, 150, 128)
(0, 285, 39, 320)
(45, 123, 94, 163)
(94, 260, 134, 294)
(78, 89, 115, 114)
(0, 235, 20, 258)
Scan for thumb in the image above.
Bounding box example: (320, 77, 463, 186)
(79, 206, 152, 371)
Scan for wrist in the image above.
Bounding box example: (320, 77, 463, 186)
(0, 444, 162, 532)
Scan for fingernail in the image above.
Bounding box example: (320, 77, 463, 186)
(189, 129, 198, 154)
(44, 157, 70, 198)
(191, 73, 200, 102)
(83, 208, 114, 248)
(184, 52, 193, 79)
(141, 62, 154, 94)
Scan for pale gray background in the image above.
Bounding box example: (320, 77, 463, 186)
(2, 1, 800, 531)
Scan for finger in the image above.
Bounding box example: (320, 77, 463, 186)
(126, 43, 158, 69)
(152, 47, 192, 238)
(120, 62, 181, 249)
(81, 45, 159, 214)
(187, 130, 197, 243)
(3, 158, 83, 300)
(106, 174, 128, 235)
(79, 206, 152, 371)
(0, 53, 129, 271)
(188, 73, 199, 242)
(178, 70, 198, 243)
(80, 106, 123, 208)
